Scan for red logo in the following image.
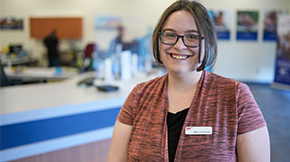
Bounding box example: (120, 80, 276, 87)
(186, 127, 191, 130)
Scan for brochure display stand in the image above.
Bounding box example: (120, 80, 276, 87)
(272, 14, 290, 91)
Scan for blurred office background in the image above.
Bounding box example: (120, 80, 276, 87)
(1, 0, 290, 162)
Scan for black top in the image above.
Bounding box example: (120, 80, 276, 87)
(167, 108, 189, 162)
(43, 35, 59, 57)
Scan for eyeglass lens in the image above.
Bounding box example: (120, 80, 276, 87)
(160, 32, 201, 47)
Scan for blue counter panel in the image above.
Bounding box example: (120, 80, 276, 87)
(0, 107, 121, 150)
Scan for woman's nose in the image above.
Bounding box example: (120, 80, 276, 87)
(173, 37, 187, 50)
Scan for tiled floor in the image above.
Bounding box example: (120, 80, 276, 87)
(246, 83, 290, 162)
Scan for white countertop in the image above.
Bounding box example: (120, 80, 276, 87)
(4, 67, 78, 81)
(0, 70, 164, 116)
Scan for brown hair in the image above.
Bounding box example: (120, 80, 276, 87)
(152, 0, 217, 71)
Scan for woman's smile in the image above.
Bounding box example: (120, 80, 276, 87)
(169, 53, 191, 60)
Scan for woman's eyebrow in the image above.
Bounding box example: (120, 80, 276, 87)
(185, 30, 199, 33)
(162, 28, 199, 33)
(162, 28, 176, 32)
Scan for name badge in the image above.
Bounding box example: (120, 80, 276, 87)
(185, 126, 212, 135)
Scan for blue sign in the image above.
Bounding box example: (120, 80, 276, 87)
(274, 57, 290, 85)
(263, 32, 277, 41)
(217, 31, 230, 40)
(236, 32, 258, 41)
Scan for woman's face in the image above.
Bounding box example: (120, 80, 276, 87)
(159, 10, 205, 75)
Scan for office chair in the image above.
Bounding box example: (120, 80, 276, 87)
(81, 43, 97, 72)
(84, 43, 97, 59)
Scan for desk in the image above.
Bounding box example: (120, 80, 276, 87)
(0, 56, 37, 66)
(0, 70, 165, 162)
(4, 67, 78, 82)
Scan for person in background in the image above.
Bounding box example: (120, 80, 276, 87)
(106, 26, 124, 58)
(107, 0, 270, 162)
(43, 29, 60, 67)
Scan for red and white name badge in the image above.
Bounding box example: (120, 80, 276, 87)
(185, 126, 212, 135)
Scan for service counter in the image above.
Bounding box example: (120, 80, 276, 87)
(0, 70, 164, 162)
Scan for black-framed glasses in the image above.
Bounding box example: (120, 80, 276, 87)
(158, 32, 204, 48)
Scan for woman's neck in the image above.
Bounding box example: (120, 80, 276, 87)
(166, 70, 203, 113)
(167, 70, 203, 91)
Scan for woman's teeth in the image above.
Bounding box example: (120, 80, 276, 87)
(171, 54, 188, 60)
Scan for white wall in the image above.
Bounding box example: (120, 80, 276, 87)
(0, 0, 289, 83)
(201, 0, 290, 83)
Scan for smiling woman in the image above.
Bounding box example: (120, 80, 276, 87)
(158, 10, 205, 76)
(107, 0, 270, 162)
(152, 0, 217, 72)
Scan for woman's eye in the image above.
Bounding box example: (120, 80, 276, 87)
(165, 33, 176, 38)
(187, 34, 198, 39)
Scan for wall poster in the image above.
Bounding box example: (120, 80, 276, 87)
(236, 11, 259, 41)
(273, 14, 290, 90)
(208, 10, 232, 40)
(0, 16, 23, 30)
(263, 10, 288, 41)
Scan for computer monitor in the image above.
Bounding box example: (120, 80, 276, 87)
(9, 44, 22, 54)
